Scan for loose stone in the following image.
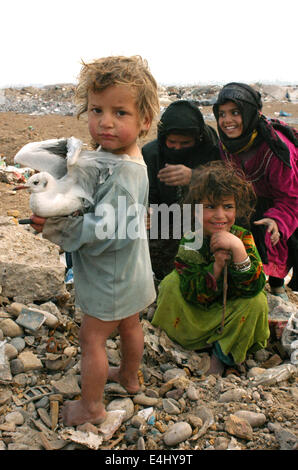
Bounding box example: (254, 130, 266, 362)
(37, 408, 52, 428)
(106, 397, 134, 421)
(218, 388, 249, 403)
(186, 385, 199, 400)
(163, 422, 192, 446)
(137, 436, 146, 450)
(225, 414, 253, 440)
(163, 368, 187, 382)
(9, 337, 25, 352)
(18, 351, 43, 372)
(0, 389, 12, 405)
(4, 343, 18, 360)
(98, 410, 126, 441)
(133, 393, 159, 406)
(162, 398, 181, 415)
(0, 319, 23, 337)
(5, 411, 25, 426)
(234, 410, 266, 427)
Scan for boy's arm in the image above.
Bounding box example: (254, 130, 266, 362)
(42, 181, 135, 254)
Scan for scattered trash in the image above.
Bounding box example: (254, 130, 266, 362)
(59, 428, 103, 450)
(65, 268, 74, 285)
(0, 340, 12, 382)
(282, 310, 298, 365)
(16, 308, 46, 332)
(250, 363, 297, 386)
(279, 110, 292, 117)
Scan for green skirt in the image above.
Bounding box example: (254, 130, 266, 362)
(152, 270, 270, 364)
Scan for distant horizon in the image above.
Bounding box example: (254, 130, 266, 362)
(1, 79, 298, 90)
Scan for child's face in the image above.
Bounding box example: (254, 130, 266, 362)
(218, 101, 243, 138)
(87, 85, 150, 156)
(165, 134, 196, 150)
(201, 196, 236, 237)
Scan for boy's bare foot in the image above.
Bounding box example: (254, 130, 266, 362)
(108, 367, 140, 395)
(205, 353, 225, 376)
(61, 400, 107, 427)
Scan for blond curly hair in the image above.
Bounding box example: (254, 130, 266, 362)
(75, 55, 159, 138)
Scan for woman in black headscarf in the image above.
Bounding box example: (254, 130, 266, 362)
(142, 100, 219, 280)
(213, 82, 298, 300)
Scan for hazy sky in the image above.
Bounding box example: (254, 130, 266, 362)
(1, 0, 297, 88)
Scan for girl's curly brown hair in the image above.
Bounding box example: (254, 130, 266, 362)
(184, 160, 257, 228)
(75, 55, 159, 141)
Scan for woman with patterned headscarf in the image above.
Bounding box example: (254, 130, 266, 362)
(213, 82, 298, 300)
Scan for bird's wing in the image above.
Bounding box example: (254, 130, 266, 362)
(66, 139, 129, 204)
(14, 138, 68, 178)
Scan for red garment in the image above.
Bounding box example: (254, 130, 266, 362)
(219, 131, 298, 278)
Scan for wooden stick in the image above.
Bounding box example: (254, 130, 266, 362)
(218, 261, 228, 334)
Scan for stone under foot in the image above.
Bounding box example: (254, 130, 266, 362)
(107, 367, 140, 395)
(60, 399, 107, 427)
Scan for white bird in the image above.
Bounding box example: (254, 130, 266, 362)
(14, 137, 127, 217)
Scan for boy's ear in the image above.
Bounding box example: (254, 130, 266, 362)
(140, 114, 152, 132)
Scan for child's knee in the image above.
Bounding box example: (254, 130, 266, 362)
(118, 313, 141, 335)
(245, 292, 268, 316)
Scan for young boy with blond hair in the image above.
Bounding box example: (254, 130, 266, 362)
(31, 55, 159, 426)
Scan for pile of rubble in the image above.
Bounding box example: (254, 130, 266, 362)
(0, 85, 77, 116)
(0, 216, 297, 451)
(1, 82, 298, 118)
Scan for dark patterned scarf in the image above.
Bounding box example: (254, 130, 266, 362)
(213, 82, 298, 167)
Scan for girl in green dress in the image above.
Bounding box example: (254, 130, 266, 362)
(152, 161, 270, 375)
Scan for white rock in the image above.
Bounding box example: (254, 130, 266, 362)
(59, 428, 103, 450)
(98, 410, 126, 441)
(63, 346, 77, 357)
(186, 385, 199, 400)
(163, 422, 192, 446)
(163, 368, 187, 382)
(18, 351, 43, 371)
(0, 217, 67, 303)
(5, 411, 24, 425)
(106, 397, 134, 421)
(137, 407, 154, 421)
(234, 410, 266, 427)
(162, 398, 181, 414)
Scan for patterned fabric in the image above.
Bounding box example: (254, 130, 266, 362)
(219, 131, 298, 284)
(175, 225, 266, 307)
(151, 271, 269, 364)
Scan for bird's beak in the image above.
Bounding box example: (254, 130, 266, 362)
(14, 184, 29, 190)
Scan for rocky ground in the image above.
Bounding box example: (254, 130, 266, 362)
(0, 84, 297, 453)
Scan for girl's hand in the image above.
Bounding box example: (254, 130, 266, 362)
(213, 249, 231, 279)
(210, 231, 239, 253)
(213, 248, 231, 266)
(254, 217, 280, 246)
(210, 231, 247, 263)
(30, 214, 47, 233)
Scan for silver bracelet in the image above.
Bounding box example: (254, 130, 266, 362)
(232, 256, 251, 272)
